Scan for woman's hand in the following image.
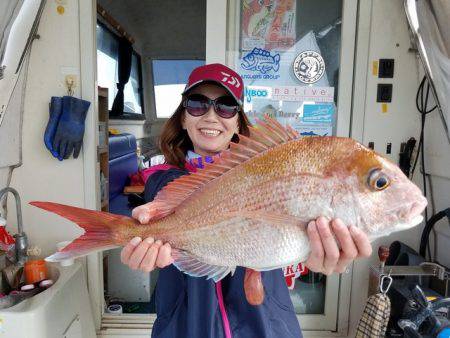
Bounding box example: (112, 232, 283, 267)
(304, 217, 372, 275)
(120, 237, 174, 272)
(120, 206, 173, 272)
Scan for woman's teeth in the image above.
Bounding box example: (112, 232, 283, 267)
(200, 129, 221, 137)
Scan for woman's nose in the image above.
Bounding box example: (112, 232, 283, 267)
(203, 105, 220, 121)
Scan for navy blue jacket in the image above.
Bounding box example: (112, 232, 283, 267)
(146, 169, 303, 338)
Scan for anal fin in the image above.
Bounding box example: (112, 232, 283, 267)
(172, 249, 233, 282)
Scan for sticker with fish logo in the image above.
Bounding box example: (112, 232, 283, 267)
(241, 48, 280, 74)
(293, 50, 325, 84)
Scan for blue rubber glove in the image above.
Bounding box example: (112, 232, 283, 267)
(52, 96, 91, 160)
(44, 97, 63, 158)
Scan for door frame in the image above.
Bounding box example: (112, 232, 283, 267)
(81, 0, 357, 335)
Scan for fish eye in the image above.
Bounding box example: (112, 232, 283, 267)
(368, 169, 390, 191)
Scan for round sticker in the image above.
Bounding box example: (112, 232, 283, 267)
(292, 51, 325, 84)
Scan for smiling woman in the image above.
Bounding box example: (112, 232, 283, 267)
(158, 64, 251, 168)
(181, 84, 240, 157)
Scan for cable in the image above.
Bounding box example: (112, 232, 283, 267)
(412, 76, 438, 260)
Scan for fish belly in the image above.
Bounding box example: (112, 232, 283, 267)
(180, 216, 310, 271)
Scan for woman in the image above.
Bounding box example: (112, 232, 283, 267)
(121, 63, 372, 338)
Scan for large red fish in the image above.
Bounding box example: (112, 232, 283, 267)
(31, 116, 427, 305)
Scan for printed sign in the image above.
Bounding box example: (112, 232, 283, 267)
(272, 86, 334, 102)
(300, 103, 335, 124)
(241, 48, 280, 74)
(284, 262, 308, 290)
(241, 0, 296, 51)
(293, 124, 333, 137)
(293, 50, 326, 84)
(245, 86, 272, 103)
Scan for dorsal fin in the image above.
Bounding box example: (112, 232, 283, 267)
(146, 115, 300, 221)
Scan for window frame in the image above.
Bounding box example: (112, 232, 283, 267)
(96, 20, 145, 121)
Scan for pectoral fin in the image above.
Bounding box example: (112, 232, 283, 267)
(172, 249, 234, 282)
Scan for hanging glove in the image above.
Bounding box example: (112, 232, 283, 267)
(43, 97, 63, 158)
(52, 96, 91, 160)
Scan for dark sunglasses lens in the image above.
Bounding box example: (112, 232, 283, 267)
(215, 96, 239, 118)
(185, 94, 209, 116)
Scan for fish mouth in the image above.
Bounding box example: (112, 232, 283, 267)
(368, 214, 424, 242)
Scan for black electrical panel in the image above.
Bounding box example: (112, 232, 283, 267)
(378, 59, 395, 78)
(377, 84, 393, 102)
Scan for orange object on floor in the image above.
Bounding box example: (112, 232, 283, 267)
(24, 259, 48, 285)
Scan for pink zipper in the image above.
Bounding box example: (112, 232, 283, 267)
(216, 281, 232, 338)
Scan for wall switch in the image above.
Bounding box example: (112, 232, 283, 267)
(386, 142, 392, 154)
(377, 84, 393, 102)
(378, 59, 395, 78)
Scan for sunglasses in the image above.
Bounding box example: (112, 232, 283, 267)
(183, 94, 240, 119)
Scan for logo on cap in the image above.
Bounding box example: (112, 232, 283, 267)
(221, 72, 241, 89)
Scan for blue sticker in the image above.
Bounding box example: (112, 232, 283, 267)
(302, 103, 334, 124)
(245, 86, 270, 103)
(241, 48, 280, 74)
(300, 131, 328, 136)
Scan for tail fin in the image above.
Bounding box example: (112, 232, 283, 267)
(30, 201, 137, 262)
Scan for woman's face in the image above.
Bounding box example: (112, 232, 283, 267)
(182, 83, 239, 157)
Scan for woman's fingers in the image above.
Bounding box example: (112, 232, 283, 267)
(304, 220, 325, 273)
(131, 205, 151, 224)
(156, 243, 174, 268)
(315, 216, 340, 275)
(332, 219, 358, 273)
(120, 237, 142, 265)
(127, 237, 155, 270)
(139, 239, 162, 272)
(350, 226, 372, 258)
(120, 237, 174, 272)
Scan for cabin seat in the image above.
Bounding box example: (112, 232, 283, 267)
(108, 133, 138, 217)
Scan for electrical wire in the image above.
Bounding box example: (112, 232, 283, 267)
(412, 76, 437, 260)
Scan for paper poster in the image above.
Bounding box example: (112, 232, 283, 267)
(241, 0, 296, 52)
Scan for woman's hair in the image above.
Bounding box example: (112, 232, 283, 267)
(159, 94, 251, 168)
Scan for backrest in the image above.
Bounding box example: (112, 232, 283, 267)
(108, 133, 138, 200)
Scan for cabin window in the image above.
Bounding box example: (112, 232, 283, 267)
(96, 22, 144, 119)
(151, 59, 205, 118)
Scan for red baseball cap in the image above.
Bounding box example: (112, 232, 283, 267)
(182, 63, 244, 105)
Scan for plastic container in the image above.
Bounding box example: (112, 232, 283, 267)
(24, 259, 48, 285)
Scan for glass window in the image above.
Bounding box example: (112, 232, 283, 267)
(227, 0, 344, 324)
(96, 23, 144, 118)
(152, 59, 205, 118)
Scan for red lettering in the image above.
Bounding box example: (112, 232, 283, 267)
(285, 265, 294, 275)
